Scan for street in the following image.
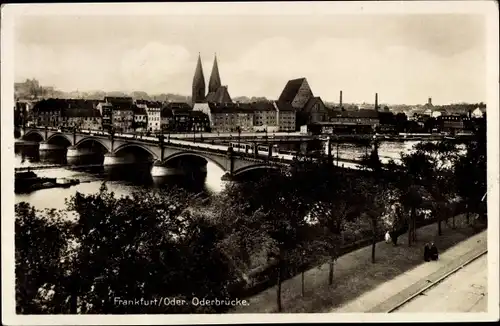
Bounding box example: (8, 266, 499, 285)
(394, 254, 487, 313)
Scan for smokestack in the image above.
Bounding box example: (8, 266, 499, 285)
(375, 93, 378, 111)
(339, 90, 343, 108)
(428, 97, 432, 105)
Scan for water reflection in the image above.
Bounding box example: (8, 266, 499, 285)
(14, 143, 226, 211)
(14, 140, 428, 211)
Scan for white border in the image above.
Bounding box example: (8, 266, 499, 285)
(2, 2, 499, 324)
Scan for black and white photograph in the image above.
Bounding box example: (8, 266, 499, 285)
(1, 1, 499, 324)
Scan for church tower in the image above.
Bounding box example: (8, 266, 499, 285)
(192, 53, 206, 105)
(208, 54, 222, 93)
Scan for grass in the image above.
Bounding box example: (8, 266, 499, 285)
(232, 214, 485, 313)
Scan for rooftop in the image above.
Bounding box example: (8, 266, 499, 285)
(278, 77, 307, 103)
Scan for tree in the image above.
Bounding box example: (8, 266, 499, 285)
(414, 140, 459, 235)
(392, 151, 433, 245)
(454, 126, 487, 223)
(16, 185, 239, 314)
(212, 157, 328, 312)
(308, 170, 361, 281)
(15, 203, 72, 314)
(354, 178, 394, 262)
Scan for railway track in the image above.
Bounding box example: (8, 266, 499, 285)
(387, 249, 488, 313)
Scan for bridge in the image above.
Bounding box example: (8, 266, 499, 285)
(20, 127, 361, 179)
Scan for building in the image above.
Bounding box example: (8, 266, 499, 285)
(102, 97, 134, 133)
(190, 111, 211, 132)
(277, 77, 327, 128)
(133, 105, 148, 132)
(14, 101, 32, 127)
(325, 109, 380, 134)
(136, 100, 162, 132)
(471, 107, 486, 118)
(274, 101, 296, 132)
(168, 102, 192, 132)
(192, 53, 232, 106)
(438, 115, 464, 133)
(206, 102, 253, 132)
(97, 102, 114, 132)
(32, 99, 66, 127)
(431, 108, 448, 118)
(192, 54, 206, 105)
(160, 105, 174, 131)
(251, 101, 277, 130)
(60, 100, 101, 130)
(161, 102, 210, 132)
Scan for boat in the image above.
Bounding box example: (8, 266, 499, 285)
(55, 178, 80, 188)
(15, 170, 57, 192)
(15, 170, 80, 193)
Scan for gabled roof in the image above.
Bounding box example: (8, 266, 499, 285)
(207, 102, 253, 114)
(303, 97, 325, 112)
(62, 108, 101, 118)
(274, 101, 295, 112)
(250, 101, 275, 112)
(278, 78, 306, 103)
(205, 86, 232, 103)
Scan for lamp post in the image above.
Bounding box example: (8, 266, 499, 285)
(336, 135, 340, 167)
(301, 249, 306, 297)
(237, 127, 241, 150)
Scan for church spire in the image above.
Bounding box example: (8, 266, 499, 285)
(192, 53, 206, 105)
(208, 53, 222, 93)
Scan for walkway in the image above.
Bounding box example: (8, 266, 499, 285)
(232, 214, 487, 313)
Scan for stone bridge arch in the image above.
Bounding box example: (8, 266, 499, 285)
(113, 143, 160, 160)
(74, 137, 112, 153)
(23, 130, 45, 142)
(162, 151, 228, 173)
(46, 133, 73, 146)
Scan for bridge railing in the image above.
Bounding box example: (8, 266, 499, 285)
(24, 127, 363, 168)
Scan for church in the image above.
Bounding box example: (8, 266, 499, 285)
(191, 54, 232, 105)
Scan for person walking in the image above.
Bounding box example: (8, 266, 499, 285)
(430, 242, 439, 261)
(424, 243, 431, 262)
(385, 231, 391, 244)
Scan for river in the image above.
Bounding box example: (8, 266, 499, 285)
(14, 140, 422, 211)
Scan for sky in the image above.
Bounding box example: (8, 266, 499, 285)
(14, 9, 487, 105)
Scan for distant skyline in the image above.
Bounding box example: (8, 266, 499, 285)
(13, 3, 488, 105)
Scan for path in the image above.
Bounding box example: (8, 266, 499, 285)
(232, 214, 486, 313)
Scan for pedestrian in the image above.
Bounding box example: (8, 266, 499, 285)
(385, 231, 391, 244)
(424, 243, 431, 262)
(430, 242, 439, 261)
(390, 230, 399, 246)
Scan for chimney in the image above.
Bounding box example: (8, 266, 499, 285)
(428, 97, 432, 105)
(339, 90, 343, 109)
(375, 93, 378, 111)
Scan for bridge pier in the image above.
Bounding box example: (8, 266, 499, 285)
(151, 159, 208, 177)
(221, 172, 236, 181)
(39, 141, 65, 151)
(66, 146, 98, 158)
(103, 153, 137, 166)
